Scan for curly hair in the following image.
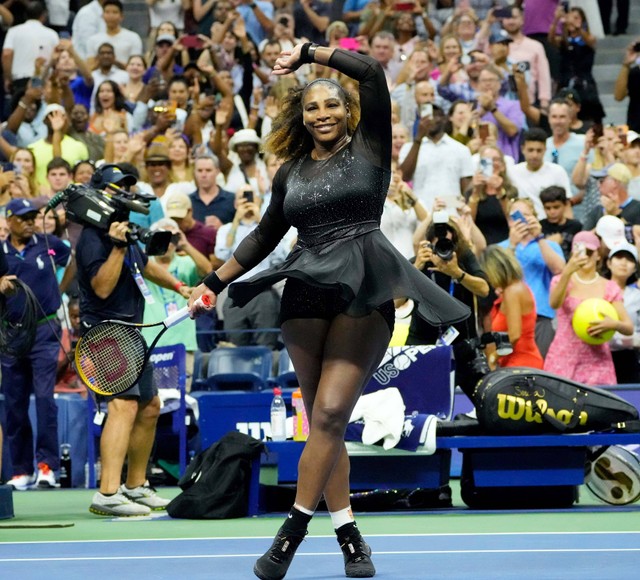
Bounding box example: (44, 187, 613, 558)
(264, 79, 361, 161)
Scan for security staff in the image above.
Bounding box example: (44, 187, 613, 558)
(1, 198, 71, 490)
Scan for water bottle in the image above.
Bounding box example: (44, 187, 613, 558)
(60, 444, 72, 488)
(292, 388, 309, 442)
(270, 387, 287, 441)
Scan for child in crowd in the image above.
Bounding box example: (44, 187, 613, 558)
(539, 186, 583, 260)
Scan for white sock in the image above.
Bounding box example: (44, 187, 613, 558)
(330, 506, 355, 530)
(293, 503, 315, 516)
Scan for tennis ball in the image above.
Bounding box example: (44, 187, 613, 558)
(572, 298, 619, 345)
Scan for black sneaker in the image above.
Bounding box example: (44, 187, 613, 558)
(338, 527, 376, 578)
(253, 529, 306, 580)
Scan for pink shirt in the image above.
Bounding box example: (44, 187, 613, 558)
(509, 35, 552, 104)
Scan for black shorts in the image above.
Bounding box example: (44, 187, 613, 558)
(279, 277, 395, 335)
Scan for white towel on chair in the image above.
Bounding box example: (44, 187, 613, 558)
(349, 388, 406, 449)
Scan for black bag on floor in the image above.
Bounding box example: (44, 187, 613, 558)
(473, 367, 639, 434)
(167, 431, 264, 519)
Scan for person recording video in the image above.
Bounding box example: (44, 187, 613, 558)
(74, 164, 191, 517)
(404, 211, 489, 397)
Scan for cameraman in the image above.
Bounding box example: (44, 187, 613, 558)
(405, 213, 490, 397)
(75, 166, 191, 517)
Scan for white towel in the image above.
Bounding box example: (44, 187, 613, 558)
(349, 388, 406, 449)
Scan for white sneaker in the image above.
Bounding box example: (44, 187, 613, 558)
(7, 473, 36, 491)
(36, 463, 58, 488)
(120, 481, 171, 511)
(89, 490, 151, 517)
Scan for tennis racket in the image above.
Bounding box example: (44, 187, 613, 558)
(75, 295, 210, 396)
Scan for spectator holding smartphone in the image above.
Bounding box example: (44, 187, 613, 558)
(499, 198, 565, 358)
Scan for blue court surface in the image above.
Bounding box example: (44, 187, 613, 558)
(2, 531, 639, 579)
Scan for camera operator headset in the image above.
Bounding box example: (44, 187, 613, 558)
(404, 210, 490, 399)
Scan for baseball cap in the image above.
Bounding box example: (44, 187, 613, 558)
(556, 88, 581, 105)
(164, 192, 192, 219)
(156, 34, 176, 45)
(608, 241, 638, 261)
(607, 162, 632, 185)
(5, 198, 38, 218)
(43, 103, 66, 118)
(571, 230, 600, 252)
(596, 215, 626, 249)
(489, 29, 512, 44)
(90, 163, 137, 189)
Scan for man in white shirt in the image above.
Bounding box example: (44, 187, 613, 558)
(86, 0, 143, 68)
(509, 128, 573, 218)
(501, 5, 551, 109)
(72, 0, 106, 60)
(399, 105, 474, 210)
(2, 2, 59, 97)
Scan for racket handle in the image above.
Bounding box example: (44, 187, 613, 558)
(164, 295, 212, 328)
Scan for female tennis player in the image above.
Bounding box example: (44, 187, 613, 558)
(189, 42, 469, 580)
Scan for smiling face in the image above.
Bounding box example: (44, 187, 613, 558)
(442, 37, 462, 62)
(302, 82, 349, 149)
(13, 149, 34, 175)
(169, 138, 189, 164)
(126, 56, 146, 80)
(608, 252, 637, 281)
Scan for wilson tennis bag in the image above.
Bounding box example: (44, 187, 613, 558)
(473, 367, 639, 434)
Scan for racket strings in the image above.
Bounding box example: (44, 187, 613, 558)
(76, 324, 146, 395)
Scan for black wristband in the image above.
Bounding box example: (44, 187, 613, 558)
(299, 42, 319, 65)
(109, 237, 129, 248)
(203, 271, 228, 294)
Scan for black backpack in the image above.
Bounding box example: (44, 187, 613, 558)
(167, 431, 264, 519)
(473, 367, 639, 434)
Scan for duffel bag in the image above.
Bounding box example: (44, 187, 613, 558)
(473, 367, 639, 434)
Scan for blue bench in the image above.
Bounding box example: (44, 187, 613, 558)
(247, 432, 640, 516)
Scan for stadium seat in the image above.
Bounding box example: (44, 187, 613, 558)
(274, 348, 298, 390)
(197, 346, 273, 392)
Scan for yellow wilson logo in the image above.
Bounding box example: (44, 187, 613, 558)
(496, 394, 588, 425)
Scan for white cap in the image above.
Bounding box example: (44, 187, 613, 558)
(596, 215, 626, 249)
(609, 241, 638, 262)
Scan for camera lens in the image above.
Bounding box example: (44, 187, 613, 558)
(434, 238, 455, 261)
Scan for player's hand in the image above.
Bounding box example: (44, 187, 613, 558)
(188, 283, 217, 316)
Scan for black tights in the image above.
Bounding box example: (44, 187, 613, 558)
(281, 311, 391, 513)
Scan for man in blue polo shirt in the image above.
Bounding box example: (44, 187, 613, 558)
(189, 154, 235, 228)
(1, 198, 71, 491)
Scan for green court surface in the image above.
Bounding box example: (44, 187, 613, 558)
(2, 483, 639, 543)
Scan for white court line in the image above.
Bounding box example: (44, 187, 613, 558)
(2, 530, 640, 545)
(2, 548, 640, 563)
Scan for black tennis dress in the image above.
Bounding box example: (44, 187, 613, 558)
(225, 50, 470, 328)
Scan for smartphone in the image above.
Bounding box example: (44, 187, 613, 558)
(458, 54, 472, 66)
(479, 157, 493, 177)
(170, 233, 181, 246)
(181, 35, 203, 49)
(561, 1, 570, 12)
(395, 2, 415, 10)
(510, 209, 527, 224)
(478, 122, 490, 141)
(243, 190, 254, 204)
(30, 77, 43, 89)
(339, 37, 360, 51)
(573, 242, 586, 258)
(634, 42, 640, 53)
(515, 61, 530, 73)
(494, 7, 513, 19)
(592, 122, 604, 141)
(13, 161, 22, 175)
(419, 103, 433, 118)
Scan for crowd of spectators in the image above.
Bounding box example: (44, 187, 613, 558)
(2, 0, 640, 492)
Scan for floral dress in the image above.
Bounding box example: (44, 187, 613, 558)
(544, 277, 623, 385)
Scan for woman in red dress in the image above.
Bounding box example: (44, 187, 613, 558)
(481, 245, 544, 368)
